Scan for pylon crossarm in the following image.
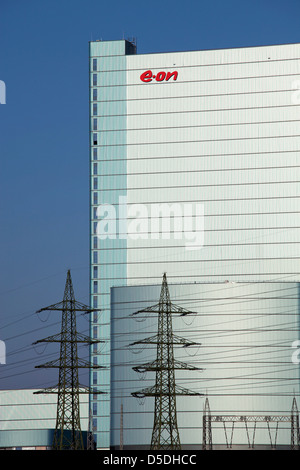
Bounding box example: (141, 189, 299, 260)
(131, 303, 196, 317)
(35, 358, 106, 369)
(36, 299, 97, 314)
(132, 384, 203, 398)
(33, 331, 103, 345)
(34, 384, 106, 395)
(129, 334, 200, 348)
(130, 304, 160, 317)
(133, 358, 203, 373)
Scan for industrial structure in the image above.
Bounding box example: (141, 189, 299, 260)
(110, 280, 300, 449)
(32, 270, 103, 450)
(89, 39, 300, 448)
(202, 396, 300, 450)
(130, 273, 202, 449)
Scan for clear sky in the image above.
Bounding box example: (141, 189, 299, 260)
(0, 0, 300, 389)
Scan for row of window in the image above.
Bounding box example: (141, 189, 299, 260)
(90, 57, 100, 394)
(89, 56, 102, 412)
(91, 61, 99, 384)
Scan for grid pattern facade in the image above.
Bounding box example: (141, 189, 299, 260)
(89, 40, 300, 448)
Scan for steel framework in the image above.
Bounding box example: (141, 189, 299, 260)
(87, 407, 96, 450)
(33, 270, 105, 450)
(202, 397, 300, 450)
(131, 273, 203, 450)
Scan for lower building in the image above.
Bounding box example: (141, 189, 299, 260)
(0, 390, 89, 450)
(110, 280, 300, 449)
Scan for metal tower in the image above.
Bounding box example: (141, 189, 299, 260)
(87, 407, 96, 450)
(291, 396, 300, 450)
(33, 270, 105, 450)
(202, 397, 300, 450)
(131, 273, 203, 450)
(202, 397, 212, 450)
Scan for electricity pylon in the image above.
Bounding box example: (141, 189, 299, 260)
(291, 396, 300, 450)
(87, 407, 96, 450)
(131, 273, 203, 450)
(202, 396, 212, 450)
(33, 270, 105, 450)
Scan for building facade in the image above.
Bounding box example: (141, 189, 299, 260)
(0, 390, 89, 449)
(89, 40, 300, 448)
(110, 280, 300, 449)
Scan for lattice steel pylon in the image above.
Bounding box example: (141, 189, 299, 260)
(291, 396, 300, 450)
(131, 273, 203, 450)
(33, 270, 105, 450)
(87, 407, 96, 450)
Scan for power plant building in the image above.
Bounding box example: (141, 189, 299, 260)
(110, 280, 300, 449)
(89, 39, 300, 449)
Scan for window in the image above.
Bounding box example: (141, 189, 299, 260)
(93, 163, 98, 175)
(93, 133, 97, 145)
(93, 192, 98, 205)
(93, 266, 98, 278)
(93, 237, 98, 249)
(93, 311, 98, 322)
(93, 418, 97, 431)
(93, 58, 97, 71)
(93, 403, 97, 416)
(93, 88, 97, 101)
(93, 118, 97, 130)
(93, 148, 98, 160)
(93, 178, 98, 190)
(93, 295, 98, 308)
(93, 251, 98, 263)
(93, 103, 97, 116)
(93, 325, 98, 338)
(93, 74, 97, 86)
(93, 372, 97, 385)
(93, 280, 98, 293)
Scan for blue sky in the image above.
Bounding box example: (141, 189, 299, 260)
(0, 0, 300, 388)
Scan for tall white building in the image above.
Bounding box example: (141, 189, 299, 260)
(89, 40, 300, 448)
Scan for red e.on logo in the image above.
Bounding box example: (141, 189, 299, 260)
(140, 70, 178, 83)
